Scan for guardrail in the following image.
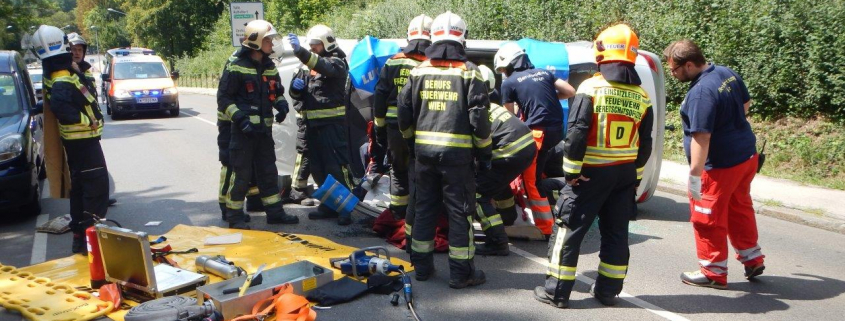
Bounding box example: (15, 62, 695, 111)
(178, 73, 220, 88)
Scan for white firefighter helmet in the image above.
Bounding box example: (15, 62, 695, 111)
(67, 32, 87, 47)
(430, 11, 467, 45)
(407, 14, 433, 41)
(30, 25, 70, 60)
(306, 24, 338, 52)
(493, 42, 526, 73)
(478, 65, 496, 93)
(242, 20, 280, 51)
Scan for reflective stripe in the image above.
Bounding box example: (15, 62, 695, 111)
(374, 117, 386, 127)
(385, 58, 421, 67)
(262, 194, 282, 206)
(582, 156, 620, 165)
(264, 118, 273, 127)
(636, 166, 645, 180)
(735, 245, 763, 263)
(411, 239, 434, 253)
(227, 64, 257, 75)
(247, 186, 260, 196)
(319, 182, 341, 204)
(337, 192, 357, 213)
(400, 126, 414, 138)
(586, 146, 638, 157)
(547, 264, 577, 280)
(305, 52, 319, 69)
(227, 199, 244, 210)
(473, 134, 492, 148)
(490, 104, 510, 120)
(415, 131, 472, 148)
(302, 106, 345, 119)
(249, 115, 260, 125)
(390, 194, 409, 206)
(492, 132, 534, 159)
(699, 260, 729, 275)
(219, 166, 228, 202)
(225, 104, 239, 119)
(386, 106, 398, 118)
(597, 112, 607, 148)
(217, 111, 231, 121)
(563, 157, 583, 174)
(411, 67, 484, 81)
(597, 262, 628, 279)
(494, 197, 515, 209)
(293, 153, 304, 181)
(548, 225, 569, 279)
(478, 213, 503, 231)
(263, 69, 279, 76)
(449, 245, 475, 260)
(340, 166, 354, 189)
(405, 223, 412, 236)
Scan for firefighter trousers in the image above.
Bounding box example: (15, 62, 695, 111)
(476, 146, 535, 245)
(411, 160, 476, 280)
(63, 138, 109, 234)
(306, 123, 355, 215)
(692, 154, 764, 284)
(219, 165, 261, 210)
(293, 117, 311, 189)
(226, 132, 284, 223)
(387, 125, 411, 219)
(524, 127, 562, 235)
(545, 163, 636, 301)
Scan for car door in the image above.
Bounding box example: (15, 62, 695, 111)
(14, 53, 44, 169)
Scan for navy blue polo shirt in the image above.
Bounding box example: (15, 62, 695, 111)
(500, 68, 563, 128)
(681, 64, 756, 170)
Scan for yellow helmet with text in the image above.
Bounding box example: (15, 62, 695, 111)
(593, 24, 639, 64)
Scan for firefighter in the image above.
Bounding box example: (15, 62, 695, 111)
(287, 65, 317, 206)
(493, 42, 576, 236)
(287, 25, 356, 225)
(534, 24, 653, 308)
(66, 33, 96, 89)
(32, 25, 109, 254)
(217, 20, 297, 229)
(217, 50, 266, 223)
(474, 65, 537, 256)
(373, 14, 433, 247)
(398, 11, 491, 288)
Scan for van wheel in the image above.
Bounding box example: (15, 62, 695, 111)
(111, 112, 122, 120)
(169, 106, 180, 117)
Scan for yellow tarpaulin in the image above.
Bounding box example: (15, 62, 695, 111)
(12, 225, 410, 321)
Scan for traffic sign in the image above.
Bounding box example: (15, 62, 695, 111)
(229, 2, 264, 47)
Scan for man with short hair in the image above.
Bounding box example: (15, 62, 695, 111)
(664, 39, 764, 289)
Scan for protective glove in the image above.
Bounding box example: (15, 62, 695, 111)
(275, 100, 289, 123)
(688, 175, 702, 201)
(219, 150, 230, 167)
(288, 33, 300, 51)
(374, 126, 388, 153)
(238, 117, 257, 136)
(292, 78, 306, 91)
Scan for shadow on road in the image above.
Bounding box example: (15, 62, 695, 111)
(637, 273, 845, 314)
(101, 119, 179, 140)
(637, 194, 690, 223)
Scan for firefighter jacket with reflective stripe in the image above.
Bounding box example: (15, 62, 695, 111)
(78, 60, 97, 97)
(217, 49, 285, 135)
(289, 47, 349, 127)
(373, 52, 426, 128)
(48, 70, 104, 140)
(397, 59, 492, 166)
(563, 74, 653, 180)
(489, 103, 534, 160)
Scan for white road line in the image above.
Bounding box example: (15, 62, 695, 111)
(183, 111, 217, 126)
(509, 245, 690, 321)
(30, 214, 49, 265)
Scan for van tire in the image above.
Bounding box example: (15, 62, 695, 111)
(169, 106, 180, 117)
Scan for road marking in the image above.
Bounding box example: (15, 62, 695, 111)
(509, 245, 690, 321)
(30, 214, 49, 265)
(182, 111, 217, 126)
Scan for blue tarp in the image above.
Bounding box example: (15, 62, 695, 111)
(348, 36, 400, 94)
(514, 38, 571, 132)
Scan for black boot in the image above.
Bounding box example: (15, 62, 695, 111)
(534, 286, 568, 308)
(411, 251, 435, 281)
(221, 203, 250, 222)
(590, 283, 619, 306)
(72, 233, 87, 255)
(475, 225, 510, 256)
(226, 209, 250, 230)
(449, 270, 486, 289)
(246, 195, 265, 212)
(308, 205, 339, 220)
(266, 205, 299, 224)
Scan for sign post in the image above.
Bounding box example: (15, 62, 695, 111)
(229, 2, 265, 47)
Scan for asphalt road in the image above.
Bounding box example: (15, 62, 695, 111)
(2, 93, 845, 321)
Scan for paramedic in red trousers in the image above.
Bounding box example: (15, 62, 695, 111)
(373, 14, 433, 248)
(534, 24, 653, 308)
(664, 39, 765, 289)
(398, 11, 491, 289)
(493, 43, 575, 236)
(474, 65, 536, 256)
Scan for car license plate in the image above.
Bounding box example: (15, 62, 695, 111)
(137, 97, 158, 103)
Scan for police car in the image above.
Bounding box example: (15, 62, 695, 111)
(273, 38, 666, 203)
(101, 48, 180, 119)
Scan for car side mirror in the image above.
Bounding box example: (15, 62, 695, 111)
(32, 100, 44, 115)
(170, 70, 180, 80)
(101, 73, 110, 82)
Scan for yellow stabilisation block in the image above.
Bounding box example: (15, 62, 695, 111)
(0, 264, 113, 321)
(14, 225, 411, 321)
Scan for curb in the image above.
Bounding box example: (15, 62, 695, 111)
(657, 182, 845, 235)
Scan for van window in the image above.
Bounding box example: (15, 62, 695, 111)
(29, 73, 43, 83)
(0, 74, 22, 116)
(114, 62, 168, 80)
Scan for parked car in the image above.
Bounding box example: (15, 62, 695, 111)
(100, 48, 180, 119)
(272, 38, 666, 203)
(28, 66, 43, 101)
(0, 51, 45, 215)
